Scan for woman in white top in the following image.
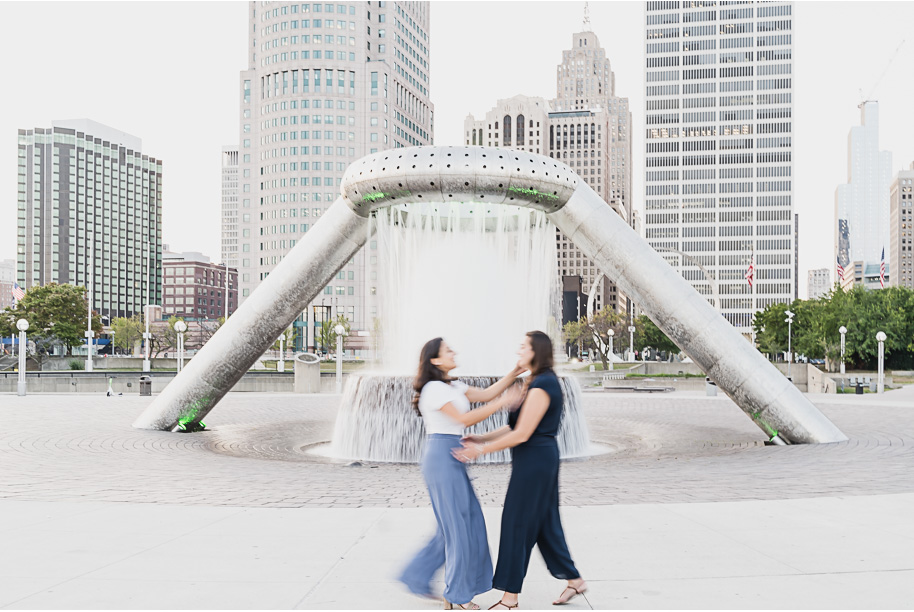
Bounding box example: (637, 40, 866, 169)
(398, 337, 523, 610)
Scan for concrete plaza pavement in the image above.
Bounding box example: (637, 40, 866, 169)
(1, 386, 913, 608)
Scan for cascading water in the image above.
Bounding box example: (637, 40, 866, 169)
(328, 202, 592, 463)
(372, 202, 561, 374)
(331, 375, 590, 464)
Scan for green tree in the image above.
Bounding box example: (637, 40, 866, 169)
(192, 317, 224, 350)
(753, 301, 791, 357)
(0, 283, 102, 356)
(317, 315, 350, 356)
(270, 325, 299, 353)
(635, 314, 680, 356)
(751, 285, 914, 370)
(149, 316, 187, 357)
(562, 306, 624, 370)
(110, 315, 144, 355)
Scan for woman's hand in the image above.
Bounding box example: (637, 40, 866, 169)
(500, 386, 524, 412)
(453, 441, 485, 463)
(510, 363, 528, 378)
(461, 434, 485, 445)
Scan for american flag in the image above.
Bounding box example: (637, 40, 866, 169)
(12, 283, 25, 302)
(744, 256, 754, 287)
(880, 247, 886, 288)
(836, 257, 845, 282)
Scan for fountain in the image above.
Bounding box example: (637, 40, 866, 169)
(136, 146, 846, 446)
(326, 202, 593, 463)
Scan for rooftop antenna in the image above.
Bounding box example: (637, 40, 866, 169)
(583, 1, 592, 31)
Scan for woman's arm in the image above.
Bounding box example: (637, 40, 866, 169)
(454, 388, 550, 461)
(463, 425, 511, 444)
(438, 390, 514, 428)
(464, 365, 526, 403)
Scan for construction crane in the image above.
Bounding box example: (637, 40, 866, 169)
(859, 39, 907, 106)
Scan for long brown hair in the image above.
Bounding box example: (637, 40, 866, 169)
(412, 337, 455, 415)
(526, 330, 554, 379)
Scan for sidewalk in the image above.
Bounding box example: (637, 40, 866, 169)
(2, 494, 913, 609)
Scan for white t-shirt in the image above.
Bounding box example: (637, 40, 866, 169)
(419, 380, 470, 435)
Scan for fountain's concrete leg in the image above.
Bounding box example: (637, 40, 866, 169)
(132, 200, 371, 431)
(549, 185, 847, 444)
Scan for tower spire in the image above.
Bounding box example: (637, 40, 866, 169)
(583, 2, 592, 31)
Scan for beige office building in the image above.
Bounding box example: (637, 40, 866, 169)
(464, 29, 633, 314)
(233, 1, 434, 351)
(889, 162, 914, 289)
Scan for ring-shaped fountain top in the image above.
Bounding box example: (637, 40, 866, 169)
(340, 146, 580, 216)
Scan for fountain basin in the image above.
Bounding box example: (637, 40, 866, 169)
(329, 374, 593, 464)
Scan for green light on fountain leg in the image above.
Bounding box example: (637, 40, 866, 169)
(751, 411, 778, 439)
(176, 397, 210, 433)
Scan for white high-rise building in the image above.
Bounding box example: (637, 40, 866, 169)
(835, 101, 893, 279)
(221, 146, 239, 270)
(807, 268, 830, 300)
(643, 1, 795, 332)
(464, 29, 632, 313)
(234, 1, 434, 352)
(17, 119, 163, 319)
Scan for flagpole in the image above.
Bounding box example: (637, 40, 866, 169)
(749, 246, 756, 347)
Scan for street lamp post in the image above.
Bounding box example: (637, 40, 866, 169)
(16, 319, 28, 397)
(785, 309, 795, 380)
(278, 332, 286, 373)
(334, 324, 346, 393)
(174, 320, 187, 373)
(838, 326, 847, 375)
(86, 239, 94, 372)
(876, 331, 886, 394)
(142, 304, 151, 372)
(85, 329, 94, 372)
(627, 325, 636, 362)
(607, 329, 614, 371)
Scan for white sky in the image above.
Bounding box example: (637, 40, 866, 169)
(2, 1, 913, 299)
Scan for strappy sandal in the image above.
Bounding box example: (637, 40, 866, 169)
(553, 581, 587, 605)
(488, 601, 518, 610)
(444, 601, 480, 610)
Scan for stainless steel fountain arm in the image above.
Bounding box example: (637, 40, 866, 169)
(132, 200, 372, 431)
(133, 145, 846, 444)
(549, 183, 847, 444)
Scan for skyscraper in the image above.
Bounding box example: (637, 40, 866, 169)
(835, 101, 893, 281)
(888, 162, 914, 289)
(464, 28, 632, 313)
(221, 146, 240, 270)
(0, 259, 15, 311)
(643, 1, 795, 331)
(234, 1, 433, 352)
(17, 119, 163, 319)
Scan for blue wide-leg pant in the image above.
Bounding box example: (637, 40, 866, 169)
(399, 434, 493, 605)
